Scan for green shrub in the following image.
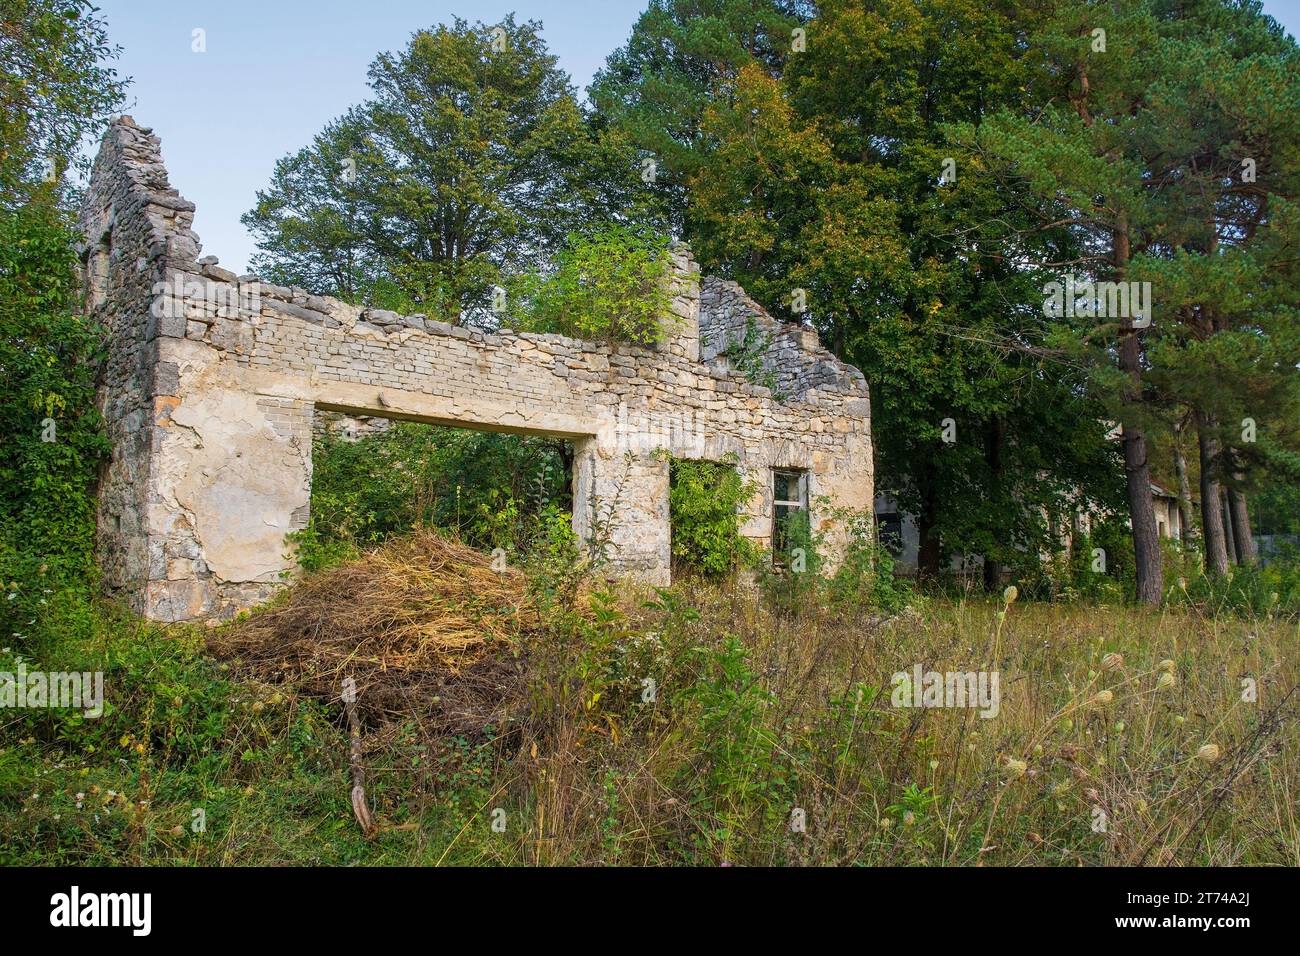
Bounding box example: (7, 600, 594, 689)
(1170, 547, 1300, 618)
(508, 225, 673, 347)
(666, 455, 757, 577)
(757, 507, 823, 613)
(826, 507, 914, 614)
(717, 317, 782, 397)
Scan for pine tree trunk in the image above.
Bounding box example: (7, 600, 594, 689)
(1222, 489, 1238, 564)
(1227, 480, 1257, 565)
(1124, 421, 1163, 604)
(1115, 222, 1163, 605)
(1197, 413, 1231, 576)
(1172, 421, 1197, 546)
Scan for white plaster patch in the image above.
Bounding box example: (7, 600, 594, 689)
(169, 387, 309, 583)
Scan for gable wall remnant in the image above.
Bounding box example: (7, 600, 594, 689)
(80, 117, 874, 622)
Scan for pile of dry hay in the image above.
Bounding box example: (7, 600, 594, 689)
(209, 529, 540, 738)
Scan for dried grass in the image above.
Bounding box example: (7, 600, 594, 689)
(209, 528, 540, 737)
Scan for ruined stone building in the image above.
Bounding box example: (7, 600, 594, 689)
(79, 117, 874, 622)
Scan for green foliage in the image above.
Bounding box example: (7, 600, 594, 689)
(591, 0, 801, 229)
(1169, 548, 1300, 618)
(508, 225, 673, 346)
(758, 504, 914, 616)
(674, 635, 784, 854)
(0, 0, 122, 648)
(0, 0, 127, 207)
(969, 0, 1300, 594)
(0, 595, 379, 866)
(757, 506, 822, 613)
(0, 203, 109, 647)
(666, 455, 757, 577)
(634, 0, 1124, 584)
(291, 421, 570, 571)
(826, 508, 914, 615)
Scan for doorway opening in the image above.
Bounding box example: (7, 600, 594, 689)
(296, 410, 574, 572)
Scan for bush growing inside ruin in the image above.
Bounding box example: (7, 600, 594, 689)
(508, 225, 673, 347)
(666, 455, 757, 577)
(291, 422, 570, 571)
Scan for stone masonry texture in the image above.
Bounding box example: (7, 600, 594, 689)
(79, 117, 875, 622)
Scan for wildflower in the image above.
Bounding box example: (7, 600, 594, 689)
(1174, 715, 1186, 727)
(1101, 652, 1124, 671)
(928, 760, 939, 771)
(251, 701, 265, 713)
(1196, 743, 1220, 764)
(1002, 585, 1018, 605)
(1114, 721, 1126, 732)
(1004, 757, 1028, 778)
(903, 810, 916, 827)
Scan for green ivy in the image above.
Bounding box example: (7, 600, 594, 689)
(0, 202, 109, 655)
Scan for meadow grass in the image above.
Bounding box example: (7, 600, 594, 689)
(2, 579, 1295, 866)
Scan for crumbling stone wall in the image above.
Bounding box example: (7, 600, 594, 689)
(81, 117, 874, 622)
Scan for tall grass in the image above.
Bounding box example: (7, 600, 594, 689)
(3, 546, 1295, 866)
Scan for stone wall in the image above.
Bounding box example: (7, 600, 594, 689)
(81, 117, 874, 622)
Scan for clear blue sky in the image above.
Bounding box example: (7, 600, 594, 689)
(93, 0, 1300, 274)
